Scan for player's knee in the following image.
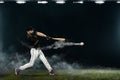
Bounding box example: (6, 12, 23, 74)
(29, 62, 34, 67)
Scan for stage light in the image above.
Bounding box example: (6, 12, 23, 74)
(0, 1, 4, 3)
(73, 1, 83, 4)
(55, 0, 65, 4)
(117, 1, 120, 3)
(16, 0, 26, 4)
(95, 0, 104, 4)
(37, 1, 48, 4)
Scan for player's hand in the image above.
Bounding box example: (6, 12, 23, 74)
(46, 36, 52, 40)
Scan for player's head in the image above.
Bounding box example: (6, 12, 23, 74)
(26, 27, 34, 35)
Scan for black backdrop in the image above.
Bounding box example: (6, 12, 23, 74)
(1, 2, 120, 68)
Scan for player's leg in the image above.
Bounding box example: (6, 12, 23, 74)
(38, 49, 56, 76)
(15, 48, 39, 75)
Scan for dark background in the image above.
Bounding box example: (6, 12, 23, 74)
(1, 2, 120, 68)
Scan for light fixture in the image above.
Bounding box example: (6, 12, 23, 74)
(56, 0, 65, 4)
(16, 0, 26, 4)
(0, 1, 4, 3)
(73, 1, 83, 4)
(38, 1, 48, 4)
(95, 0, 104, 4)
(117, 1, 120, 3)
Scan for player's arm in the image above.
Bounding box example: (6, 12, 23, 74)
(36, 31, 65, 41)
(36, 31, 47, 37)
(36, 31, 52, 40)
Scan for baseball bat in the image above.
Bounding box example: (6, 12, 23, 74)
(52, 38, 65, 41)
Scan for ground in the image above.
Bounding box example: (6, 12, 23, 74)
(0, 69, 120, 80)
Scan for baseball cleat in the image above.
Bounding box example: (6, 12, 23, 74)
(15, 68, 20, 75)
(49, 70, 56, 76)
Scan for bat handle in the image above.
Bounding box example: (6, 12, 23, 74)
(46, 36, 52, 40)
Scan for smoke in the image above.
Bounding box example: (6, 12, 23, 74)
(0, 50, 81, 73)
(0, 41, 84, 73)
(0, 52, 27, 73)
(21, 41, 84, 50)
(41, 41, 84, 50)
(0, 52, 81, 73)
(48, 55, 81, 70)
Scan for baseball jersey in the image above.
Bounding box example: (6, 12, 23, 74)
(26, 31, 41, 48)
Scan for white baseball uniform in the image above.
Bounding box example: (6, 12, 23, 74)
(19, 48, 52, 72)
(18, 30, 54, 72)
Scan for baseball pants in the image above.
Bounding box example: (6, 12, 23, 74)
(19, 48, 53, 72)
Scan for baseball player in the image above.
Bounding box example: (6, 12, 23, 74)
(15, 27, 65, 76)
